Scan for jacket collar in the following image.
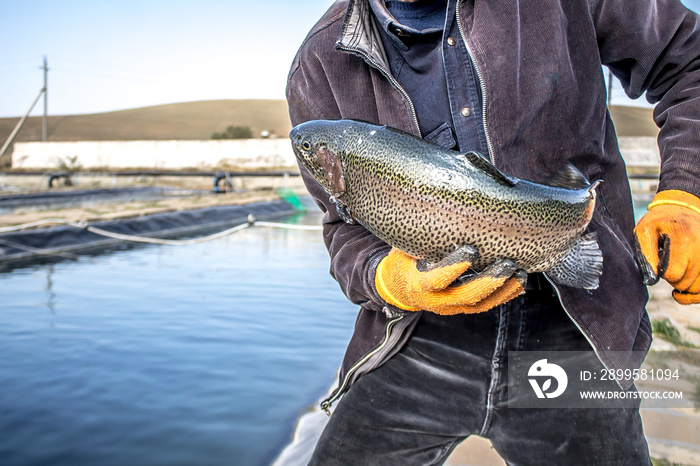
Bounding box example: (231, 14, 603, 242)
(336, 0, 391, 72)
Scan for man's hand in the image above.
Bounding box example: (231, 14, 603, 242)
(375, 247, 526, 315)
(634, 190, 700, 305)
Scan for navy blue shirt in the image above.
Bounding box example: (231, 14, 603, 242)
(369, 0, 488, 156)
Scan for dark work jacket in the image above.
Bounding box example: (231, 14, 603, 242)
(286, 0, 700, 408)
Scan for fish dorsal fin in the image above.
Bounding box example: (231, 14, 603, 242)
(547, 163, 590, 189)
(462, 151, 517, 187)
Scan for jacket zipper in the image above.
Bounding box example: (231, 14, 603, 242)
(321, 314, 405, 415)
(327, 20, 417, 415)
(542, 275, 624, 390)
(455, 1, 496, 164)
(337, 44, 422, 137)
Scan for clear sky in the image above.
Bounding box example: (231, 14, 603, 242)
(1, 0, 699, 118)
(0, 0, 333, 117)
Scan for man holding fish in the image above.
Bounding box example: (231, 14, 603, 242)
(286, 0, 700, 463)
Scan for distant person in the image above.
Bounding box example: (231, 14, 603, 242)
(286, 0, 700, 463)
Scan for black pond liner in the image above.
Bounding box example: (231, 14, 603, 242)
(0, 199, 298, 273)
(0, 187, 205, 214)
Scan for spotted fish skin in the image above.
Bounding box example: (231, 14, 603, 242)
(290, 119, 603, 289)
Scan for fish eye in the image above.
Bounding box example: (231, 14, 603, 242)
(301, 140, 312, 151)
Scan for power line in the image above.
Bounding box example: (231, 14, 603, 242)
(50, 55, 167, 83)
(0, 58, 41, 69)
(51, 56, 155, 76)
(0, 69, 43, 79)
(51, 67, 164, 84)
(0, 56, 165, 83)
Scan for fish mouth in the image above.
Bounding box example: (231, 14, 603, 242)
(288, 127, 305, 163)
(289, 126, 300, 143)
(289, 141, 302, 160)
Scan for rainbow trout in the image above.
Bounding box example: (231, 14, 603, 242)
(290, 119, 603, 289)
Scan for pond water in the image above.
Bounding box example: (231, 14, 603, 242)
(0, 198, 656, 465)
(0, 212, 357, 466)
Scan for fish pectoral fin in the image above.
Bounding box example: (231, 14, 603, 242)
(418, 245, 479, 272)
(461, 152, 517, 187)
(447, 259, 526, 306)
(329, 195, 356, 225)
(452, 258, 518, 287)
(545, 232, 604, 289)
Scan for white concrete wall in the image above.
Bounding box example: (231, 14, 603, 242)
(10, 136, 660, 170)
(11, 139, 296, 170)
(617, 137, 660, 167)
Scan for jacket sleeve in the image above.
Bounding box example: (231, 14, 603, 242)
(286, 73, 391, 313)
(591, 0, 700, 198)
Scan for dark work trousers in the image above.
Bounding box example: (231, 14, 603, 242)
(308, 287, 651, 465)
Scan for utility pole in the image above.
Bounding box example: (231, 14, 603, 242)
(607, 68, 613, 108)
(41, 55, 48, 141)
(0, 89, 44, 157)
(0, 57, 50, 157)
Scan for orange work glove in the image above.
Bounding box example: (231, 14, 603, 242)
(375, 247, 526, 315)
(634, 190, 700, 305)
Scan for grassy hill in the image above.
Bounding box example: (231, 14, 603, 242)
(0, 100, 657, 146)
(0, 99, 292, 143)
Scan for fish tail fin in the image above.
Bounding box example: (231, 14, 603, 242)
(545, 232, 603, 289)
